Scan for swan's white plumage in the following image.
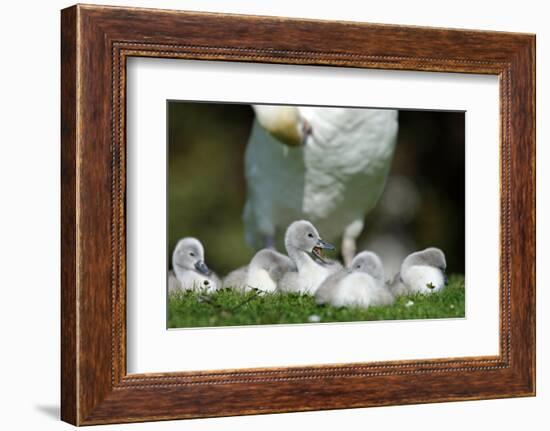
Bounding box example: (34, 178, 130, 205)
(244, 107, 398, 250)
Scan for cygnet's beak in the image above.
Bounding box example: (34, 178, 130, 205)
(194, 260, 210, 275)
(317, 238, 335, 250)
(311, 238, 335, 264)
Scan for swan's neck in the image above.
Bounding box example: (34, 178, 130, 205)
(252, 105, 302, 147)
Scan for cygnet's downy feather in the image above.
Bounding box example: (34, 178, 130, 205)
(222, 266, 248, 290)
(389, 247, 447, 296)
(315, 251, 393, 308)
(223, 249, 294, 292)
(245, 249, 295, 292)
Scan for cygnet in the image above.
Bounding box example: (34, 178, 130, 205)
(278, 220, 341, 294)
(315, 251, 393, 308)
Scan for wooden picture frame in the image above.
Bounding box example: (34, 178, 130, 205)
(61, 4, 535, 425)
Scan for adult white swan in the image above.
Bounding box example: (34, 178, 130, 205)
(244, 105, 398, 264)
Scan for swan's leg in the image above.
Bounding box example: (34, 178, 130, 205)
(263, 235, 275, 249)
(341, 237, 356, 267)
(342, 219, 364, 266)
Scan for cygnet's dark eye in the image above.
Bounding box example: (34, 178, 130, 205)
(355, 265, 361, 269)
(204, 280, 210, 286)
(307, 233, 314, 238)
(189, 252, 195, 257)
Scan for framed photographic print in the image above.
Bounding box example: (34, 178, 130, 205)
(61, 4, 536, 425)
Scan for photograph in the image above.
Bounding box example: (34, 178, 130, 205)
(167, 101, 465, 328)
(53, 3, 536, 426)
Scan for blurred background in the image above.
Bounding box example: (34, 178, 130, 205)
(168, 102, 464, 277)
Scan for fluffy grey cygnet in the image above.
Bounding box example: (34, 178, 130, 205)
(222, 266, 248, 290)
(315, 251, 393, 308)
(222, 249, 295, 292)
(278, 220, 341, 294)
(169, 237, 220, 293)
(389, 247, 447, 296)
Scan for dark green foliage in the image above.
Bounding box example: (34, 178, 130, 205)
(168, 274, 465, 328)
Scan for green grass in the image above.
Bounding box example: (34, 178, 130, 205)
(167, 274, 465, 328)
